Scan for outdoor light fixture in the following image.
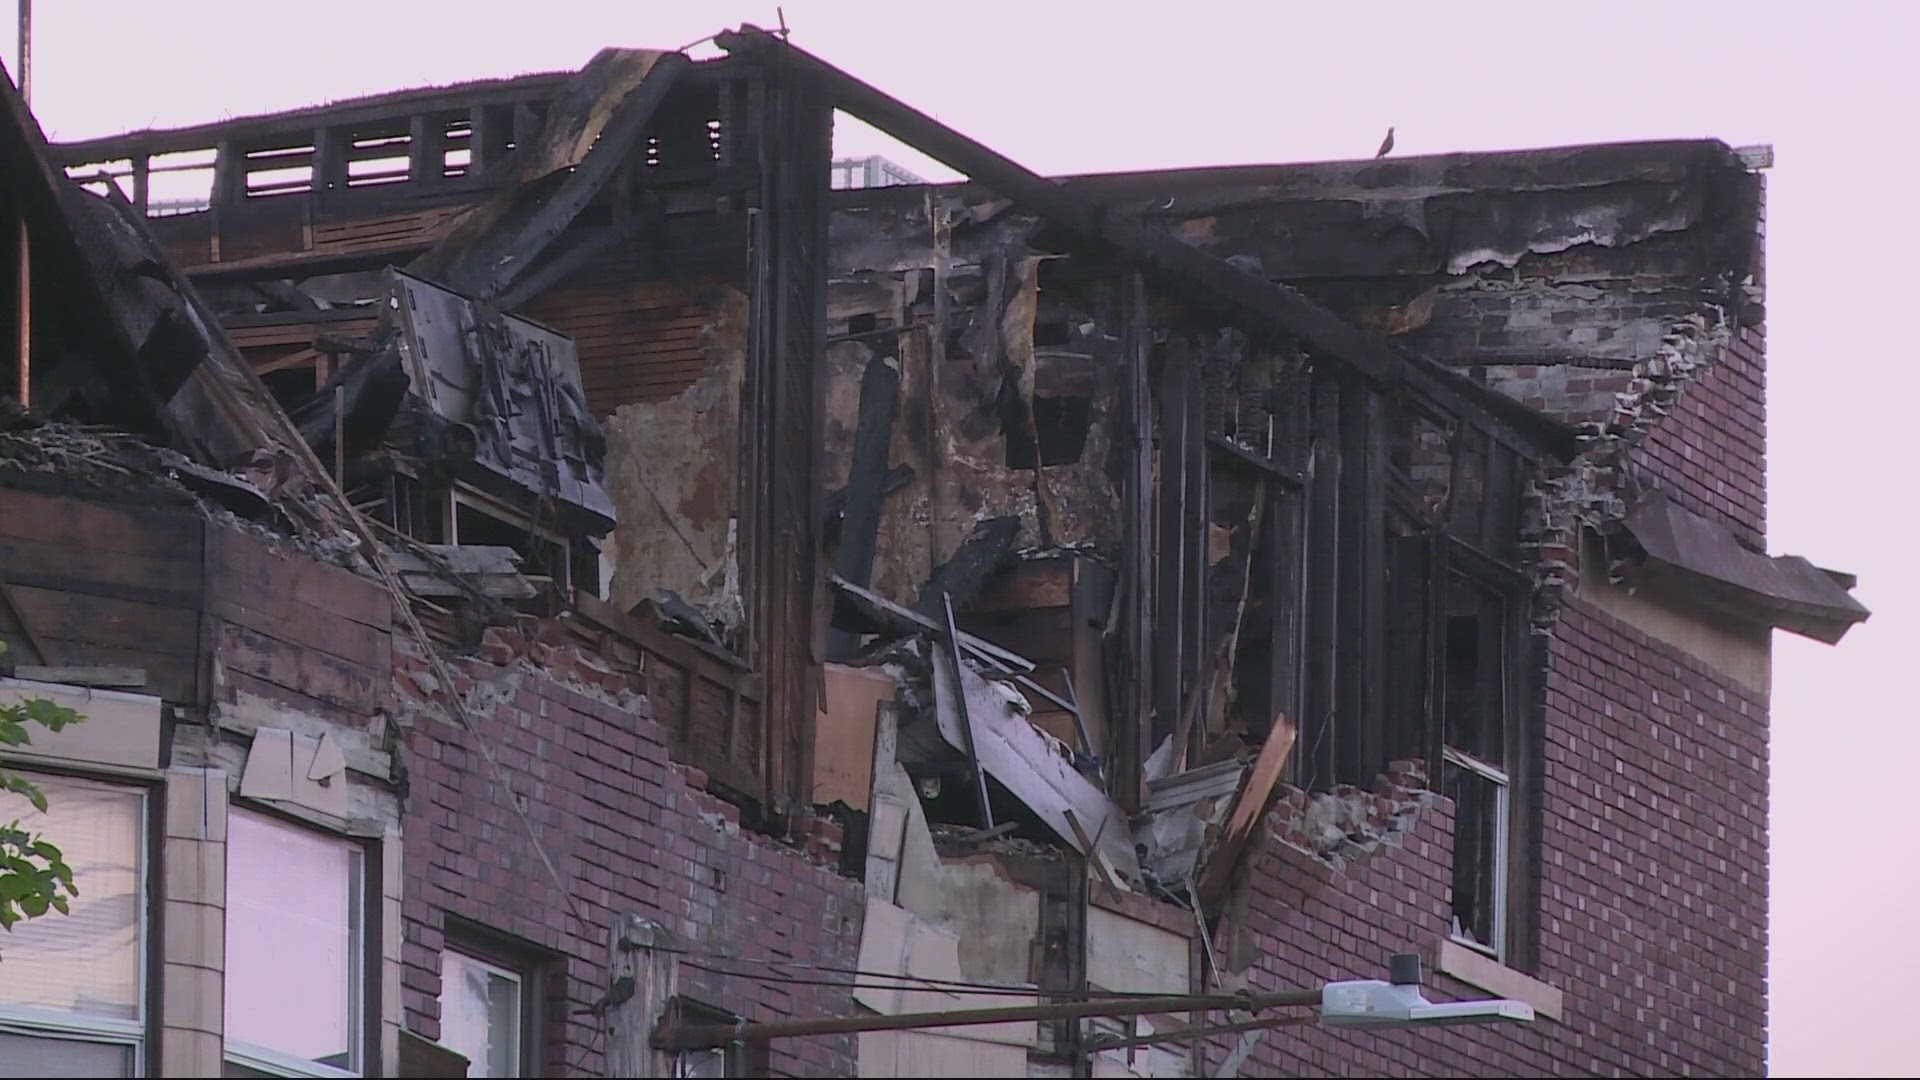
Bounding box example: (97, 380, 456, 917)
(1321, 954, 1535, 1029)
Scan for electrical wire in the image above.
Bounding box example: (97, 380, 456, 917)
(680, 959, 1198, 1001)
(657, 943, 1191, 999)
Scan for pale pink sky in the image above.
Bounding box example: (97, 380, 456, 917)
(12, 2, 1913, 1075)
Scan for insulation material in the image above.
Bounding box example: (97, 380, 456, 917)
(600, 290, 749, 628)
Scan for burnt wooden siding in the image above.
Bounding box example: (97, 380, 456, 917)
(525, 270, 728, 414)
(0, 489, 209, 703)
(204, 527, 392, 722)
(0, 487, 392, 719)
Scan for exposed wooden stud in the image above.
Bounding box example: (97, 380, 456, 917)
(827, 342, 902, 660)
(408, 113, 446, 186)
(14, 215, 26, 409)
(940, 591, 995, 830)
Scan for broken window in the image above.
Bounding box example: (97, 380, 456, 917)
(1439, 571, 1523, 962)
(438, 949, 525, 1078)
(0, 774, 147, 1078)
(224, 811, 366, 1078)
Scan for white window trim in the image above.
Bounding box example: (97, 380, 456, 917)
(0, 776, 149, 1075)
(224, 1040, 362, 1079)
(1443, 745, 1509, 962)
(0, 1007, 145, 1075)
(439, 948, 524, 1077)
(223, 810, 367, 1079)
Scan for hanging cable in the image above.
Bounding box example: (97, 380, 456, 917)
(679, 958, 1199, 1001)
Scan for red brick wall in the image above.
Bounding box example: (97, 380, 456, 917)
(395, 628, 863, 1078)
(1215, 597, 1768, 1077)
(1630, 324, 1768, 548)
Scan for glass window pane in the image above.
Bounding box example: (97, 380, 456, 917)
(676, 1048, 727, 1079)
(1443, 758, 1505, 955)
(0, 1029, 136, 1077)
(439, 951, 522, 1078)
(224, 811, 361, 1071)
(0, 775, 143, 1021)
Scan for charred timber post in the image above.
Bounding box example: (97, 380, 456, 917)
(653, 989, 1323, 1049)
(943, 590, 995, 830)
(14, 217, 26, 409)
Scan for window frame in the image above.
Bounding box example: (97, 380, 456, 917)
(665, 998, 767, 1079)
(1442, 745, 1511, 960)
(221, 806, 368, 1079)
(436, 947, 526, 1078)
(1437, 535, 1535, 967)
(437, 918, 555, 1078)
(0, 770, 150, 1076)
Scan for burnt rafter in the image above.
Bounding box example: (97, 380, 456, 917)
(716, 25, 1574, 464)
(410, 50, 691, 301)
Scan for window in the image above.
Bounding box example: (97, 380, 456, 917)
(1440, 572, 1521, 961)
(438, 951, 523, 1078)
(0, 773, 147, 1078)
(667, 999, 766, 1079)
(224, 810, 365, 1078)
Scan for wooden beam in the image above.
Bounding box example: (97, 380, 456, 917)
(715, 25, 1570, 463)
(1207, 433, 1304, 488)
(1194, 714, 1297, 905)
(827, 343, 902, 659)
(50, 73, 573, 164)
(831, 574, 1035, 674)
(421, 53, 689, 301)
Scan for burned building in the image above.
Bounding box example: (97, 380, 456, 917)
(2, 22, 1867, 1079)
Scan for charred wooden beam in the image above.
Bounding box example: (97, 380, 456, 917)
(1115, 271, 1155, 811)
(828, 344, 902, 659)
(1207, 432, 1304, 488)
(913, 515, 1020, 622)
(1301, 380, 1342, 790)
(1152, 335, 1192, 748)
(715, 25, 1572, 464)
(1336, 382, 1387, 784)
(415, 53, 689, 302)
(50, 73, 573, 164)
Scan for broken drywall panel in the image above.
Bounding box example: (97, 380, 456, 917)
(855, 897, 1038, 1048)
(866, 702, 909, 903)
(814, 663, 899, 810)
(886, 732, 1044, 986)
(895, 842, 1044, 990)
(1086, 904, 1191, 996)
(929, 646, 1140, 881)
(387, 270, 615, 530)
(600, 289, 748, 634)
(238, 726, 351, 820)
(212, 688, 393, 782)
